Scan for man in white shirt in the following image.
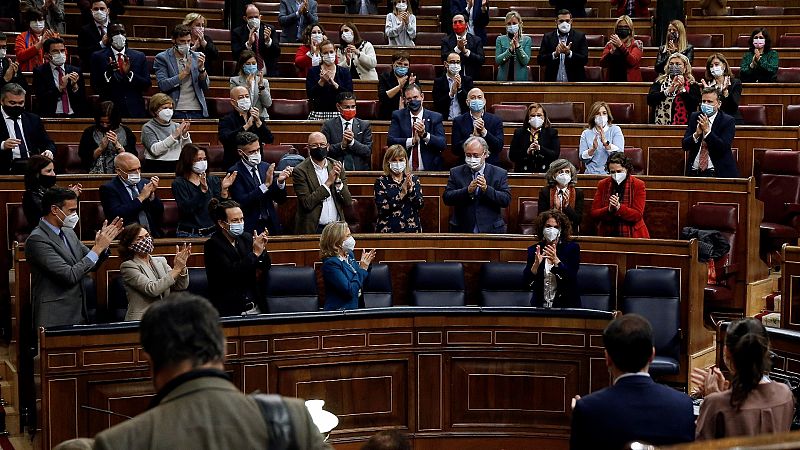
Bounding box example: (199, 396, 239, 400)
(682, 86, 738, 178)
(292, 132, 353, 234)
(321, 92, 373, 170)
(89, 24, 151, 118)
(387, 83, 447, 171)
(32, 37, 86, 117)
(432, 52, 474, 121)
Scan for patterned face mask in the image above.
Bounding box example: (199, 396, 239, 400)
(130, 235, 154, 254)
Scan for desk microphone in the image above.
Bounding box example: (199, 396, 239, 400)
(81, 405, 133, 420)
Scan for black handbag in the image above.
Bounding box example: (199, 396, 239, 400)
(251, 394, 299, 450)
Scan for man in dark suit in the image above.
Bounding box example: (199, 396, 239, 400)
(570, 314, 695, 449)
(33, 37, 86, 117)
(89, 24, 150, 118)
(344, 0, 378, 15)
(450, 0, 489, 45)
(682, 87, 738, 178)
(219, 86, 275, 169)
(278, 0, 319, 44)
(292, 132, 353, 234)
(537, 9, 589, 82)
(0, 33, 29, 93)
(0, 83, 56, 174)
(25, 187, 122, 328)
(321, 92, 373, 171)
(451, 87, 504, 165)
(228, 131, 290, 235)
(77, 0, 111, 72)
(99, 153, 165, 236)
(432, 52, 473, 120)
(439, 14, 485, 79)
(231, 4, 281, 77)
(387, 83, 447, 171)
(442, 136, 511, 233)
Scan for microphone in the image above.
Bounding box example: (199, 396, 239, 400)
(81, 405, 134, 420)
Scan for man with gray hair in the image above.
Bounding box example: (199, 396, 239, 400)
(443, 135, 511, 233)
(0, 82, 56, 174)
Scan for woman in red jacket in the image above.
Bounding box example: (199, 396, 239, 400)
(590, 152, 650, 238)
(294, 24, 327, 78)
(15, 9, 58, 72)
(600, 15, 643, 82)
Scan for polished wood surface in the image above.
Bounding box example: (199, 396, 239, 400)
(781, 246, 800, 332)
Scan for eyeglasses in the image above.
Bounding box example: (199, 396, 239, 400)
(308, 144, 327, 149)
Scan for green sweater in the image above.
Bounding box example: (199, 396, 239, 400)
(740, 49, 779, 83)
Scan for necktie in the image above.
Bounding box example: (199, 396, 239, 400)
(698, 139, 710, 171)
(59, 230, 74, 258)
(252, 166, 262, 185)
(411, 117, 419, 170)
(344, 121, 350, 132)
(558, 190, 564, 209)
(473, 171, 481, 196)
(557, 36, 568, 82)
(117, 53, 124, 72)
(127, 184, 151, 228)
(57, 67, 70, 115)
(13, 118, 28, 159)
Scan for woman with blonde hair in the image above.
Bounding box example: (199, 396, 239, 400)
(647, 52, 700, 125)
(320, 222, 376, 310)
(580, 101, 624, 174)
(655, 20, 694, 74)
(537, 159, 583, 232)
(600, 15, 643, 82)
(182, 13, 218, 74)
(374, 145, 423, 233)
(495, 10, 532, 81)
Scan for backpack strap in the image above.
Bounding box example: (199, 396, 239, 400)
(251, 394, 298, 450)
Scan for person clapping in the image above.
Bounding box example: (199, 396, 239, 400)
(320, 221, 376, 310)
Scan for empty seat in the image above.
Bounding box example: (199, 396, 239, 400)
(738, 105, 767, 126)
(344, 198, 363, 233)
(263, 144, 296, 166)
(414, 32, 445, 46)
(559, 147, 582, 172)
(78, 202, 106, 241)
(265, 266, 319, 313)
(786, 105, 800, 126)
(204, 28, 231, 42)
(479, 262, 530, 307)
(607, 103, 634, 124)
(56, 144, 84, 174)
(161, 200, 179, 238)
(540, 102, 578, 123)
(640, 66, 657, 82)
(585, 35, 605, 47)
(624, 147, 645, 175)
(759, 151, 800, 265)
(360, 31, 386, 45)
(622, 268, 681, 376)
(778, 35, 800, 48)
(635, 35, 651, 46)
(490, 104, 527, 123)
(584, 66, 603, 82)
(207, 97, 234, 117)
(108, 274, 128, 322)
(518, 200, 538, 234)
(268, 99, 309, 120)
(410, 263, 465, 306)
(577, 264, 614, 311)
(735, 34, 750, 47)
(363, 264, 392, 308)
(754, 5, 784, 15)
(7, 204, 31, 244)
(409, 64, 435, 81)
(777, 67, 800, 83)
(205, 144, 225, 172)
(686, 34, 713, 47)
(187, 267, 209, 299)
(356, 100, 379, 120)
(687, 203, 738, 311)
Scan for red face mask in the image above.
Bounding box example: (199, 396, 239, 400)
(341, 109, 357, 120)
(453, 23, 467, 35)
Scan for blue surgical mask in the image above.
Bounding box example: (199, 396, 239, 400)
(700, 103, 716, 116)
(394, 66, 408, 77)
(469, 99, 484, 112)
(406, 99, 421, 111)
(243, 64, 258, 75)
(227, 222, 244, 236)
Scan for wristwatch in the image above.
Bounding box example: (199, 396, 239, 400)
(604, 140, 610, 146)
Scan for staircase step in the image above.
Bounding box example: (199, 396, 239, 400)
(3, 406, 21, 437)
(0, 381, 16, 409)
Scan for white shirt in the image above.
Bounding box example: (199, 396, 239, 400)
(446, 74, 462, 120)
(50, 62, 75, 115)
(105, 48, 134, 83)
(613, 371, 651, 385)
(340, 117, 354, 145)
(692, 111, 718, 170)
(406, 107, 430, 170)
(312, 158, 339, 225)
(2, 108, 26, 159)
(453, 32, 471, 57)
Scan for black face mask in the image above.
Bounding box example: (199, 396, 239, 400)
(616, 27, 631, 39)
(39, 174, 57, 188)
(3, 105, 23, 119)
(310, 146, 328, 161)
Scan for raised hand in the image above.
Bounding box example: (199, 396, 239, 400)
(467, 176, 479, 194)
(95, 217, 124, 251)
(476, 174, 487, 190)
(68, 183, 83, 196)
(264, 163, 275, 186)
(277, 166, 293, 183)
(531, 245, 545, 272)
(173, 243, 191, 271)
(4, 61, 18, 82)
(199, 172, 208, 192)
(543, 243, 559, 264)
(221, 170, 237, 191)
(252, 229, 269, 255)
(359, 248, 376, 269)
(608, 193, 620, 212)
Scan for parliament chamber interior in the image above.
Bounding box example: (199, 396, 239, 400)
(2, 0, 800, 448)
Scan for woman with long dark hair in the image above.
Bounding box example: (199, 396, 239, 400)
(523, 209, 580, 308)
(693, 318, 794, 439)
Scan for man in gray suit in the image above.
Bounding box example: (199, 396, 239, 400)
(25, 187, 123, 329)
(93, 293, 331, 449)
(278, 0, 318, 44)
(321, 92, 373, 171)
(153, 24, 209, 119)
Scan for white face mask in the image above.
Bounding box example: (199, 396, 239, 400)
(753, 38, 765, 49)
(192, 160, 207, 174)
(50, 52, 66, 66)
(448, 63, 461, 75)
(158, 108, 174, 122)
(59, 211, 80, 229)
(396, 2, 407, 11)
(529, 116, 544, 129)
(31, 21, 45, 32)
(595, 114, 608, 128)
(555, 172, 571, 186)
(389, 161, 406, 174)
(322, 52, 336, 65)
(710, 66, 724, 78)
(122, 172, 141, 185)
(237, 97, 252, 111)
(342, 236, 356, 253)
(465, 156, 483, 170)
(558, 22, 571, 34)
(111, 34, 127, 51)
(311, 33, 324, 44)
(0, 49, 6, 59)
(176, 43, 191, 56)
(92, 9, 108, 23)
(341, 31, 353, 43)
(543, 226, 560, 242)
(248, 17, 261, 29)
(612, 171, 627, 184)
(244, 151, 262, 166)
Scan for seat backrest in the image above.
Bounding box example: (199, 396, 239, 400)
(687, 203, 738, 271)
(79, 202, 106, 241)
(266, 266, 319, 313)
(58, 144, 84, 174)
(161, 200, 179, 238)
(414, 32, 446, 46)
(640, 66, 657, 82)
(490, 104, 527, 123)
(777, 67, 800, 83)
(360, 31, 386, 45)
(635, 35, 651, 47)
(621, 268, 681, 361)
(268, 99, 310, 120)
(686, 34, 712, 47)
(363, 264, 392, 308)
(344, 198, 362, 233)
(735, 34, 750, 47)
(204, 28, 231, 41)
(577, 264, 614, 311)
(207, 97, 234, 117)
(754, 5, 784, 15)
(0, 18, 15, 32)
(409, 64, 435, 81)
(584, 66, 603, 82)
(84, 277, 98, 324)
(187, 267, 209, 298)
(788, 105, 800, 126)
(479, 262, 530, 307)
(739, 105, 767, 126)
(108, 274, 128, 323)
(356, 100, 379, 120)
(585, 35, 605, 47)
(559, 147, 581, 172)
(607, 103, 634, 124)
(624, 147, 645, 175)
(410, 262, 465, 306)
(779, 35, 800, 48)
(508, 6, 537, 17)
(759, 151, 800, 223)
(7, 204, 30, 244)
(205, 144, 225, 172)
(540, 102, 578, 123)
(263, 144, 295, 166)
(518, 200, 539, 235)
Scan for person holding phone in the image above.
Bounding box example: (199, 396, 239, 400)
(647, 52, 700, 125)
(681, 86, 737, 178)
(319, 221, 376, 310)
(495, 11, 532, 81)
(153, 24, 209, 119)
(654, 20, 693, 74)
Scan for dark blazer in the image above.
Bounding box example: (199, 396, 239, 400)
(321, 251, 369, 311)
(218, 111, 275, 169)
(449, 0, 490, 45)
(646, 79, 701, 124)
(231, 22, 281, 77)
(377, 69, 406, 120)
(99, 177, 165, 237)
(439, 33, 485, 78)
(306, 65, 353, 113)
(0, 57, 30, 92)
(204, 230, 271, 316)
(537, 185, 584, 232)
(523, 239, 580, 308)
(451, 111, 504, 165)
(537, 29, 589, 82)
(291, 157, 353, 234)
(570, 375, 695, 449)
(343, 0, 378, 14)
(228, 159, 288, 235)
(321, 116, 373, 170)
(32, 63, 86, 117)
(90, 47, 150, 118)
(0, 112, 56, 174)
(278, 0, 319, 44)
(681, 110, 738, 178)
(432, 73, 473, 120)
(77, 21, 105, 72)
(442, 163, 511, 233)
(508, 126, 560, 173)
(713, 77, 743, 124)
(387, 108, 447, 171)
